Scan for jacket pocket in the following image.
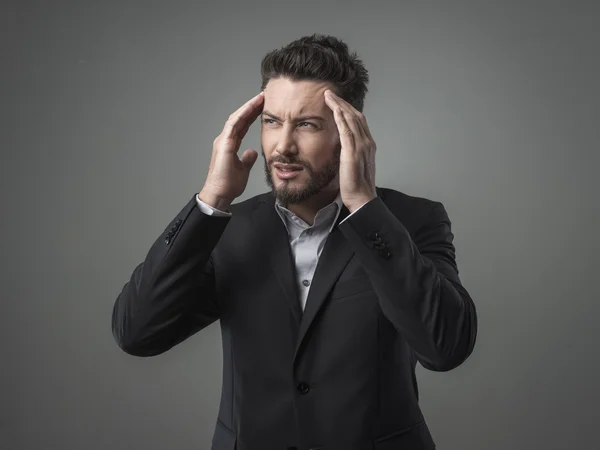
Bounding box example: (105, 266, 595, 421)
(374, 420, 435, 450)
(330, 275, 374, 300)
(211, 419, 237, 450)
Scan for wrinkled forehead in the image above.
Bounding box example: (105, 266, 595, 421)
(263, 77, 333, 119)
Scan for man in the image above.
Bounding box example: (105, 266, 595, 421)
(112, 34, 477, 450)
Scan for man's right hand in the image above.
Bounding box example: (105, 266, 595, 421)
(199, 92, 265, 211)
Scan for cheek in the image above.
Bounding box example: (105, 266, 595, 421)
(261, 127, 289, 147)
(301, 134, 338, 161)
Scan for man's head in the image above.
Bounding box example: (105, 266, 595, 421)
(259, 34, 369, 206)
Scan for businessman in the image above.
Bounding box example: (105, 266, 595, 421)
(112, 34, 477, 450)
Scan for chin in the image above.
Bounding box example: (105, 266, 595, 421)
(274, 184, 306, 199)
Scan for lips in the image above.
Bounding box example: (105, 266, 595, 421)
(273, 163, 303, 171)
(273, 164, 304, 180)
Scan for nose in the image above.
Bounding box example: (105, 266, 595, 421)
(274, 127, 298, 157)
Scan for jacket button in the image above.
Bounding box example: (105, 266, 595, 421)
(379, 249, 391, 259)
(367, 231, 380, 241)
(287, 447, 298, 450)
(297, 382, 310, 394)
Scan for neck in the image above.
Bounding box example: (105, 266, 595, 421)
(284, 188, 339, 226)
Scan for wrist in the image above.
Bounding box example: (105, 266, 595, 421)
(345, 194, 376, 213)
(198, 190, 232, 212)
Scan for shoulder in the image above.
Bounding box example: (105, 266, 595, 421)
(229, 191, 274, 216)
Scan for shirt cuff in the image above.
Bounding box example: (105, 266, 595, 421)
(339, 199, 371, 224)
(196, 194, 232, 217)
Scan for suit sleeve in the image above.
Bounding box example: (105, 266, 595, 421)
(339, 197, 477, 372)
(111, 194, 231, 357)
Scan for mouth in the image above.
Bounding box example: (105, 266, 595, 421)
(273, 163, 304, 180)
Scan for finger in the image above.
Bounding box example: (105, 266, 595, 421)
(231, 92, 265, 124)
(332, 105, 355, 152)
(325, 93, 354, 147)
(240, 148, 258, 169)
(342, 109, 368, 144)
(224, 93, 264, 139)
(358, 113, 373, 142)
(347, 105, 373, 143)
(325, 89, 356, 115)
(350, 107, 372, 142)
(323, 89, 340, 113)
(325, 91, 367, 143)
(325, 90, 373, 140)
(237, 107, 261, 140)
(222, 92, 265, 142)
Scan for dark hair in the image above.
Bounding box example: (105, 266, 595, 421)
(260, 34, 369, 112)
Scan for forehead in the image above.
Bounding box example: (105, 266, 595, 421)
(263, 77, 332, 118)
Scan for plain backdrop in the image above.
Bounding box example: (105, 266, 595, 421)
(2, 1, 599, 449)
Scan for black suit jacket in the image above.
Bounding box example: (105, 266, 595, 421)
(112, 186, 477, 450)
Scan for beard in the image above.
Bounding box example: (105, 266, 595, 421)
(262, 144, 341, 206)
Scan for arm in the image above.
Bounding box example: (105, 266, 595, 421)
(111, 194, 231, 357)
(339, 197, 477, 372)
(112, 90, 264, 356)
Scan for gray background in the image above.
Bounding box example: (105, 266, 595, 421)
(2, 1, 599, 449)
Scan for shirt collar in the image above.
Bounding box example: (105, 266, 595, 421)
(275, 192, 344, 235)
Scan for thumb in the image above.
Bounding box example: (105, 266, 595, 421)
(240, 149, 258, 170)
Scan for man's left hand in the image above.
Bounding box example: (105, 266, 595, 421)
(324, 90, 377, 213)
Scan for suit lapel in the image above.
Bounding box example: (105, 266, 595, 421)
(252, 193, 360, 364)
(293, 204, 354, 364)
(253, 195, 303, 324)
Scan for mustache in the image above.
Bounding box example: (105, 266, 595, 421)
(269, 157, 306, 167)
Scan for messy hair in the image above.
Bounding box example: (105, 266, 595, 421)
(260, 34, 369, 112)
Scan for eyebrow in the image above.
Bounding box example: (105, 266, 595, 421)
(262, 111, 326, 122)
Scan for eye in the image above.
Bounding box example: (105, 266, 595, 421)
(298, 122, 317, 128)
(262, 118, 277, 125)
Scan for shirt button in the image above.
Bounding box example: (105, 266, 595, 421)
(302, 279, 310, 287)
